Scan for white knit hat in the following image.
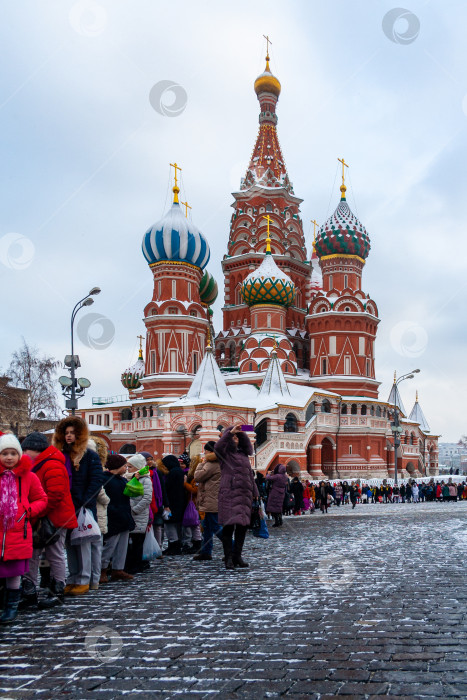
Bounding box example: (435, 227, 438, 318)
(127, 454, 146, 470)
(0, 434, 23, 457)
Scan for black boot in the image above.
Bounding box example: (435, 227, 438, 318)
(232, 527, 248, 568)
(186, 541, 202, 555)
(272, 514, 280, 527)
(18, 578, 38, 611)
(222, 533, 234, 570)
(0, 588, 21, 625)
(39, 580, 65, 610)
(163, 540, 182, 556)
(39, 565, 51, 589)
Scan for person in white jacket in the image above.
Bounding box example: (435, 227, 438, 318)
(412, 483, 419, 503)
(124, 454, 153, 574)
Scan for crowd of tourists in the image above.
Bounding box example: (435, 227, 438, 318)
(1, 418, 465, 625)
(0, 421, 257, 625)
(256, 474, 467, 517)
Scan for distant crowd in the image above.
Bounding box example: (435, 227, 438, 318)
(256, 473, 467, 519)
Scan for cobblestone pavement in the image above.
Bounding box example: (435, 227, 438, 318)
(1, 501, 466, 699)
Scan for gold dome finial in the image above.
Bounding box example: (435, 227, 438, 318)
(393, 370, 397, 384)
(338, 156, 349, 200)
(263, 214, 273, 254)
(416, 390, 419, 403)
(311, 219, 318, 252)
(170, 161, 182, 204)
(137, 334, 145, 360)
(254, 35, 281, 97)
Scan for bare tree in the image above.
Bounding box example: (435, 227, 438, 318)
(7, 339, 61, 428)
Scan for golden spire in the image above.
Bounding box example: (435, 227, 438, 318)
(338, 157, 349, 199)
(263, 34, 272, 67)
(393, 370, 397, 384)
(206, 323, 212, 349)
(263, 214, 273, 254)
(137, 335, 145, 360)
(170, 162, 182, 204)
(272, 336, 278, 352)
(181, 200, 192, 217)
(416, 390, 419, 403)
(311, 219, 318, 252)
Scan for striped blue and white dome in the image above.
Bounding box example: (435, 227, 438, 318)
(142, 202, 210, 269)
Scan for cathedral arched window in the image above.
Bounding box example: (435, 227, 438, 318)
(266, 203, 272, 212)
(321, 399, 331, 413)
(284, 413, 298, 432)
(142, 407, 147, 418)
(121, 408, 133, 421)
(370, 406, 375, 416)
(305, 402, 316, 423)
(255, 418, 268, 447)
(351, 404, 358, 415)
(361, 405, 367, 416)
(341, 403, 347, 414)
(376, 406, 381, 417)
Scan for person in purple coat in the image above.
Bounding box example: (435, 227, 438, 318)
(215, 425, 258, 570)
(265, 464, 288, 527)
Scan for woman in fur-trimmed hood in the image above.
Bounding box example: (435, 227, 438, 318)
(52, 416, 103, 520)
(53, 416, 90, 469)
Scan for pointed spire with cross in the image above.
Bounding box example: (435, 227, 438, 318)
(137, 334, 145, 360)
(311, 219, 318, 252)
(169, 162, 182, 203)
(337, 157, 349, 199)
(263, 214, 273, 254)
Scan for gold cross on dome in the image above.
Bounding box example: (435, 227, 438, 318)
(181, 200, 192, 217)
(311, 219, 318, 252)
(263, 34, 272, 60)
(170, 162, 182, 203)
(337, 157, 349, 187)
(170, 162, 182, 187)
(263, 214, 273, 253)
(137, 334, 145, 359)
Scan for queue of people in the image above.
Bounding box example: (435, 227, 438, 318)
(0, 421, 259, 625)
(257, 473, 467, 517)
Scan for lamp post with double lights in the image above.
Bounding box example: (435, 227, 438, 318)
(391, 369, 420, 484)
(58, 287, 101, 415)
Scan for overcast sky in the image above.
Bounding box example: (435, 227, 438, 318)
(1, 0, 466, 441)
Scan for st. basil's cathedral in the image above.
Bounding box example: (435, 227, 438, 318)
(78, 49, 439, 481)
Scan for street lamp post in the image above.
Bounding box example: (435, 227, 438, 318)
(391, 369, 420, 485)
(59, 288, 101, 415)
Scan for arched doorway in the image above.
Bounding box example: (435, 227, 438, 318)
(120, 443, 136, 455)
(321, 438, 334, 475)
(286, 460, 301, 477)
(255, 418, 268, 448)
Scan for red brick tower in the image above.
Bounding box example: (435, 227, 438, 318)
(215, 47, 311, 370)
(138, 167, 212, 397)
(306, 162, 380, 398)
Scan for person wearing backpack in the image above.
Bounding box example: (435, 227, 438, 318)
(21, 432, 77, 610)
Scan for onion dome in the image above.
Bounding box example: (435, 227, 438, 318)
(121, 346, 145, 390)
(254, 54, 281, 98)
(199, 270, 218, 305)
(142, 175, 210, 270)
(315, 184, 371, 261)
(241, 230, 295, 307)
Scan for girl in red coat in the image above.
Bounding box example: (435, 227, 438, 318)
(0, 433, 47, 624)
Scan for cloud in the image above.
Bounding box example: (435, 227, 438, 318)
(0, 0, 465, 440)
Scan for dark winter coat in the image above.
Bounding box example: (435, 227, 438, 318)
(164, 461, 186, 523)
(53, 416, 104, 519)
(215, 427, 259, 527)
(31, 446, 78, 529)
(102, 472, 135, 537)
(265, 465, 288, 513)
(290, 478, 304, 510)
